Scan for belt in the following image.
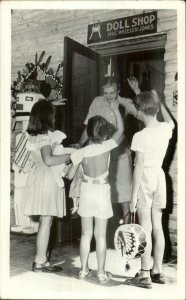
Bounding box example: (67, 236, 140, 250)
(82, 177, 108, 184)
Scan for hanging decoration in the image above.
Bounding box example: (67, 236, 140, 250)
(11, 51, 64, 98)
(11, 51, 65, 121)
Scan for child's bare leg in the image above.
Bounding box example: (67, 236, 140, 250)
(137, 208, 152, 278)
(71, 198, 79, 214)
(151, 207, 165, 273)
(35, 215, 53, 266)
(121, 201, 130, 224)
(94, 218, 108, 275)
(80, 217, 93, 273)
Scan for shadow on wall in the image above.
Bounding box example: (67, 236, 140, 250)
(162, 108, 177, 261)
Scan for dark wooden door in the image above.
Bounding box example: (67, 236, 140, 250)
(63, 36, 101, 144)
(56, 37, 101, 245)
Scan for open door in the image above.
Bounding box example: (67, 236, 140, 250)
(63, 37, 101, 144)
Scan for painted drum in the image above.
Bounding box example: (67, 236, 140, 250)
(114, 223, 148, 260)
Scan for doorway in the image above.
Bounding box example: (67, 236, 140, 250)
(63, 36, 166, 144)
(101, 49, 165, 144)
(101, 49, 165, 98)
(62, 36, 166, 246)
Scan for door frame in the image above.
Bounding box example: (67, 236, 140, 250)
(88, 33, 167, 56)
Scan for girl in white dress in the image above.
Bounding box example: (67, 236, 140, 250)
(23, 99, 73, 272)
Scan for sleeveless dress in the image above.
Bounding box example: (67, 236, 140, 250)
(23, 131, 68, 218)
(71, 139, 118, 219)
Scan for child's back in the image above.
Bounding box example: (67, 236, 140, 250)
(73, 140, 115, 179)
(131, 121, 172, 210)
(70, 113, 122, 218)
(82, 152, 110, 178)
(132, 121, 172, 168)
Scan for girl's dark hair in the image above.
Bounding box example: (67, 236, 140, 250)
(40, 82, 52, 98)
(134, 90, 160, 116)
(87, 115, 116, 144)
(27, 99, 56, 135)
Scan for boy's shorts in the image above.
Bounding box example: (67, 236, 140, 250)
(137, 167, 166, 209)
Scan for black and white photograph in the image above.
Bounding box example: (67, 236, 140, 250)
(0, 1, 185, 299)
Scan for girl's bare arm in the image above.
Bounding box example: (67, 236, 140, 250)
(111, 102, 124, 144)
(160, 103, 175, 130)
(41, 145, 71, 166)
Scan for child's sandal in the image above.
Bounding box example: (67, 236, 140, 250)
(32, 261, 63, 273)
(124, 269, 152, 289)
(97, 272, 111, 284)
(150, 270, 165, 284)
(78, 269, 92, 279)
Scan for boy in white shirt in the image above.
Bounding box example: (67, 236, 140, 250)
(124, 91, 175, 289)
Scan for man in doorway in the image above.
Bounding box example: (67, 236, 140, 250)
(78, 77, 141, 247)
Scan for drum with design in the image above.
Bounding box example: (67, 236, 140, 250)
(114, 222, 148, 260)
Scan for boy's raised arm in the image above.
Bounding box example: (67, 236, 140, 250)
(118, 77, 142, 121)
(79, 128, 88, 147)
(160, 103, 175, 130)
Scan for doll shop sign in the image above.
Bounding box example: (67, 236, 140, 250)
(87, 11, 157, 44)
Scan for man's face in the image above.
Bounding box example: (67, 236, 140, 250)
(103, 86, 117, 102)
